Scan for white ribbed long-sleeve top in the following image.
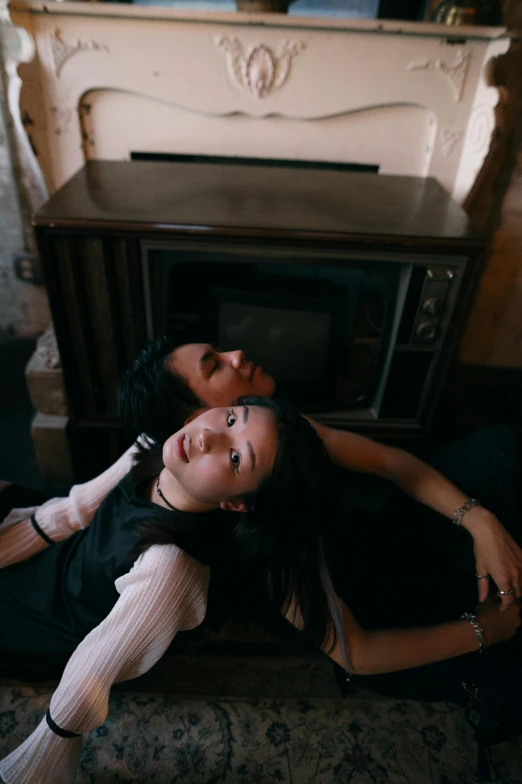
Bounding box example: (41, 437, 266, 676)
(0, 444, 210, 784)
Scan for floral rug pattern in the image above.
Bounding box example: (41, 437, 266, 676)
(1, 657, 522, 783)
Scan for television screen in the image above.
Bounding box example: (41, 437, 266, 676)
(147, 248, 398, 411)
(217, 300, 332, 385)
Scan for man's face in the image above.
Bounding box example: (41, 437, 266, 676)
(170, 343, 276, 408)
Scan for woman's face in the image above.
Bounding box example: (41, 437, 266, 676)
(170, 343, 276, 408)
(162, 404, 279, 511)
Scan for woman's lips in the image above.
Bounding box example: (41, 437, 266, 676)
(175, 435, 189, 463)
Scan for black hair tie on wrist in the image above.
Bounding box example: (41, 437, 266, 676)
(30, 514, 55, 546)
(46, 709, 80, 738)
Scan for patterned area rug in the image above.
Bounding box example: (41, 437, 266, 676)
(1, 655, 522, 783)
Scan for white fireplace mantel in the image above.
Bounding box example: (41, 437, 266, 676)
(6, 1, 511, 210)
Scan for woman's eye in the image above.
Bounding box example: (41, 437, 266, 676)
(230, 450, 241, 473)
(227, 411, 236, 427)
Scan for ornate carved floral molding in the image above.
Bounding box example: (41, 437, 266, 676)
(214, 36, 306, 99)
(51, 105, 73, 137)
(408, 49, 470, 104)
(50, 28, 109, 79)
(440, 128, 462, 158)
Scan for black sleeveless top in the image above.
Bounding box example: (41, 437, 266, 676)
(3, 425, 520, 657)
(0, 471, 230, 653)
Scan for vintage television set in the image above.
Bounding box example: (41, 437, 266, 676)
(35, 159, 485, 475)
(143, 239, 470, 427)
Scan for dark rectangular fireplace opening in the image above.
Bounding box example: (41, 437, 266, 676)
(130, 151, 380, 174)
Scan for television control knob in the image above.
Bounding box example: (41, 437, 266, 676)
(416, 322, 438, 341)
(422, 297, 443, 316)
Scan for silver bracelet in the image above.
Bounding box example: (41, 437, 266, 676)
(460, 612, 485, 653)
(453, 498, 481, 526)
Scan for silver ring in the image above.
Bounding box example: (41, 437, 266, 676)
(476, 573, 489, 581)
(497, 589, 515, 596)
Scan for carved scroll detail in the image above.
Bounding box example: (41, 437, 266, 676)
(408, 49, 470, 103)
(50, 28, 109, 78)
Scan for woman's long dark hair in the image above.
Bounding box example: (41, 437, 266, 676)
(130, 396, 348, 668)
(231, 398, 347, 667)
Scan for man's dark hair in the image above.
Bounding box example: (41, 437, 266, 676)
(117, 335, 201, 443)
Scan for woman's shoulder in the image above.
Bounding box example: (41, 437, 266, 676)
(122, 542, 210, 584)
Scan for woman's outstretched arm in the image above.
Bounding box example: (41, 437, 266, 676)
(308, 421, 522, 607)
(0, 544, 209, 784)
(0, 439, 147, 568)
(285, 594, 520, 676)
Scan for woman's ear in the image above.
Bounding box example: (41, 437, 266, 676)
(184, 407, 209, 425)
(220, 498, 248, 513)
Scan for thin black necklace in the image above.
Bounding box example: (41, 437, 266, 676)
(156, 478, 177, 511)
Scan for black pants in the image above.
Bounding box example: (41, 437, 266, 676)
(343, 426, 522, 709)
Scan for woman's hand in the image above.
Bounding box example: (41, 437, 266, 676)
(467, 508, 522, 609)
(476, 597, 521, 647)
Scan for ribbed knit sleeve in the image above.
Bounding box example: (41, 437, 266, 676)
(0, 441, 143, 568)
(0, 544, 209, 784)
